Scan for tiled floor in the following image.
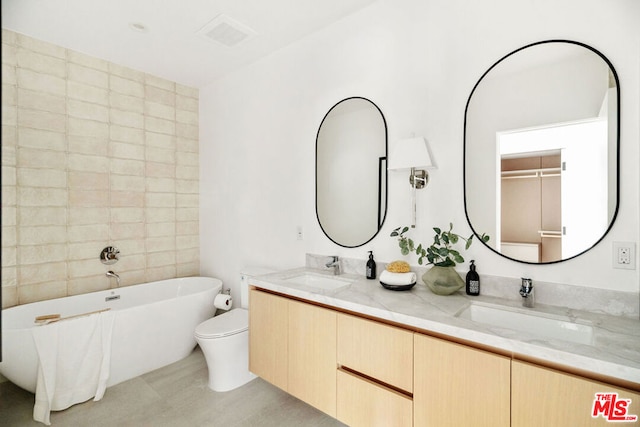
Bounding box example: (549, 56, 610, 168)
(0, 347, 345, 426)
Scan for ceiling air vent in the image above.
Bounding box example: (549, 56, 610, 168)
(197, 14, 257, 48)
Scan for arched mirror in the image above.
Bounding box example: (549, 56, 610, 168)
(316, 97, 388, 247)
(464, 40, 619, 263)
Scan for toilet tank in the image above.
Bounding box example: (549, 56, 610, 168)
(239, 268, 274, 309)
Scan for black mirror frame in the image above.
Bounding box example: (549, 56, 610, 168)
(315, 96, 388, 248)
(463, 39, 620, 264)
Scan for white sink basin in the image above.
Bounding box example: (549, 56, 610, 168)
(456, 302, 594, 345)
(283, 273, 352, 292)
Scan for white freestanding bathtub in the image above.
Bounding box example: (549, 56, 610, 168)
(0, 276, 222, 393)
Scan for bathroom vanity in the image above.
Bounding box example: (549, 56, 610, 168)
(249, 269, 640, 426)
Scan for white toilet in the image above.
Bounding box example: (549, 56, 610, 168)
(194, 273, 257, 392)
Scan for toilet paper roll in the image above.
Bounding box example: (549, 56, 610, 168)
(214, 293, 233, 310)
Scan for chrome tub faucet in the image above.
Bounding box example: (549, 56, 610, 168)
(520, 278, 534, 308)
(325, 256, 340, 275)
(106, 270, 121, 287)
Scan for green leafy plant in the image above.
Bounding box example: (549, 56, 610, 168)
(390, 223, 489, 267)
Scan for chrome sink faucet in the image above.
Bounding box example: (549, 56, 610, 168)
(325, 256, 340, 275)
(520, 278, 534, 308)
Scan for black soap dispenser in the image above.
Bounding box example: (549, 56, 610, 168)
(466, 260, 480, 296)
(366, 251, 376, 280)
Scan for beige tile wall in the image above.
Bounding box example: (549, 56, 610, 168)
(1, 29, 199, 307)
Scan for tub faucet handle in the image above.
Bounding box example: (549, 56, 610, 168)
(100, 246, 120, 265)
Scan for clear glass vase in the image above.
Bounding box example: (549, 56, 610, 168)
(422, 266, 465, 295)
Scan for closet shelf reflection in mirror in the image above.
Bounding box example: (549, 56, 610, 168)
(501, 167, 561, 179)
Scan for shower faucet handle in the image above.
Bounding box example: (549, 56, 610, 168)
(100, 246, 120, 265)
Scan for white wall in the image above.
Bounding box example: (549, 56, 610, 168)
(200, 0, 640, 299)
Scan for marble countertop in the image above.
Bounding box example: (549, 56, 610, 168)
(249, 267, 640, 386)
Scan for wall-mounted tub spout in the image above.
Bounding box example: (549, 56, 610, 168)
(106, 271, 120, 287)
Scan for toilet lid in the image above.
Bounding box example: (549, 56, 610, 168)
(195, 308, 248, 339)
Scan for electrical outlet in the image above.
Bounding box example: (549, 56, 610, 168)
(618, 247, 630, 264)
(613, 242, 636, 270)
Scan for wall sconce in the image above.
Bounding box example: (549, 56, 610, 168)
(388, 136, 436, 227)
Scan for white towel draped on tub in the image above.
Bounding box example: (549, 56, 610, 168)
(31, 310, 115, 425)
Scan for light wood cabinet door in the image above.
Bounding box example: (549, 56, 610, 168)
(288, 299, 337, 417)
(512, 360, 640, 426)
(249, 289, 288, 391)
(414, 333, 510, 427)
(337, 313, 413, 392)
(337, 369, 412, 427)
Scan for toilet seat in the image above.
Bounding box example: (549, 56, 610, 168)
(195, 308, 248, 339)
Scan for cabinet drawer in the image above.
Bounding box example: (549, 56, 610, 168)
(337, 369, 412, 427)
(337, 313, 413, 392)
